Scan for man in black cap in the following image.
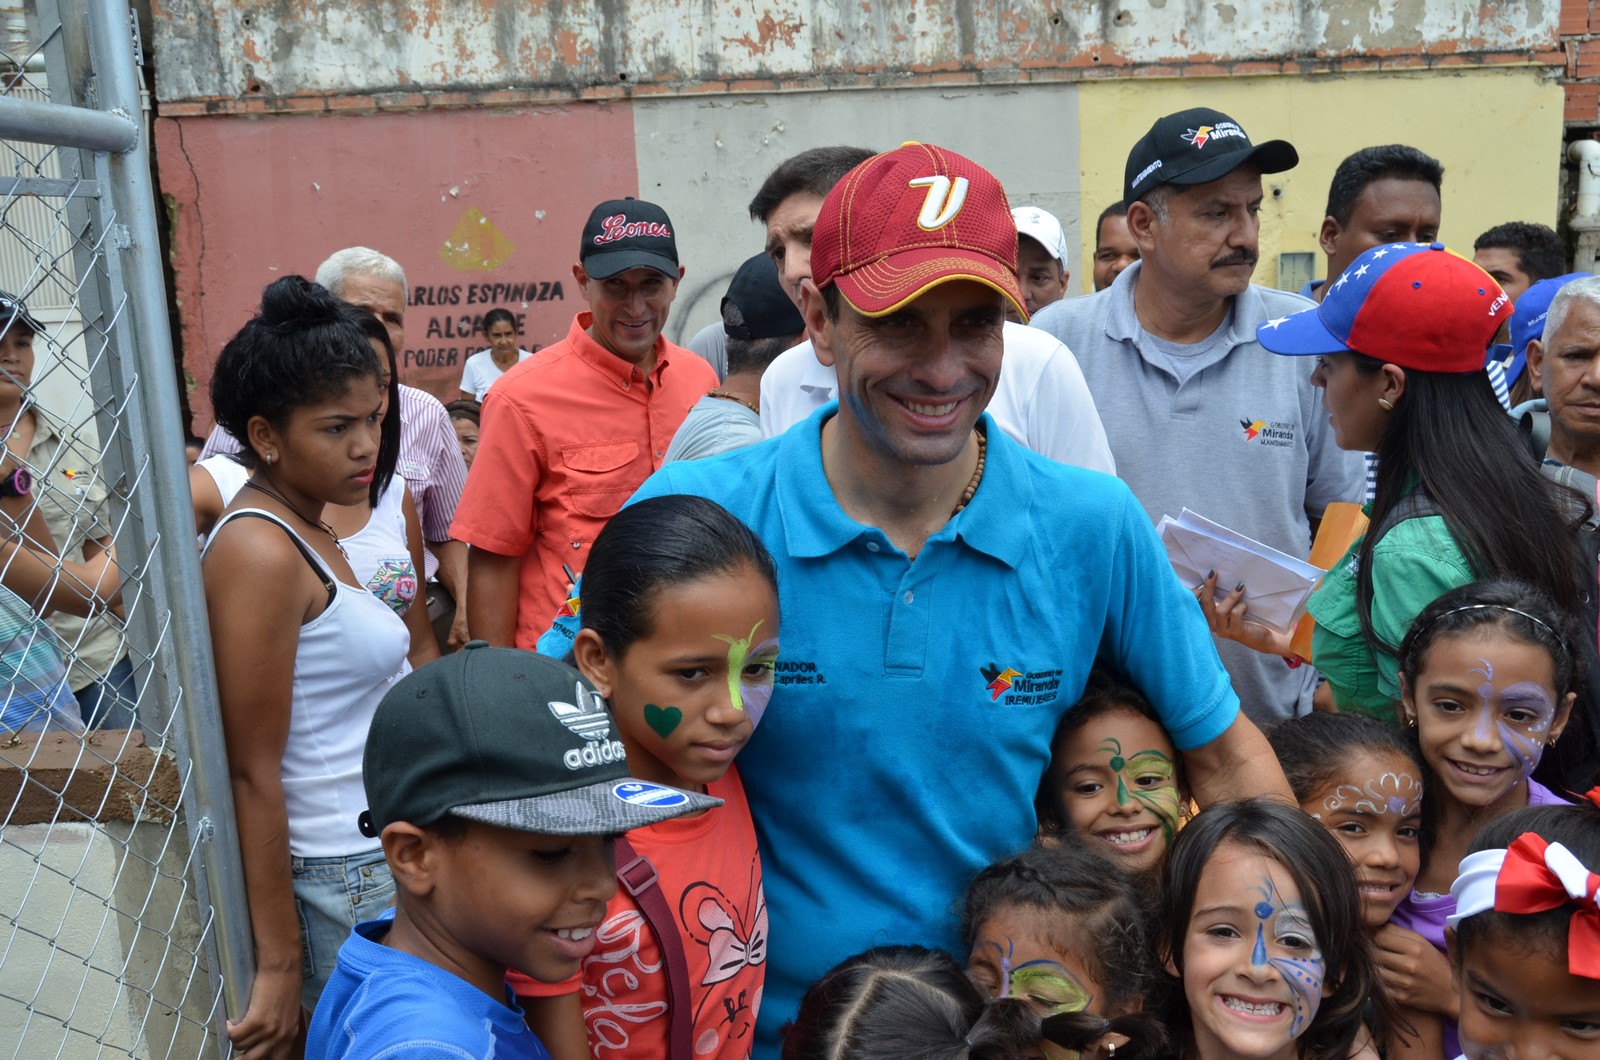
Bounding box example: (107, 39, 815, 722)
(1031, 108, 1366, 724)
(452, 198, 718, 648)
(664, 253, 805, 462)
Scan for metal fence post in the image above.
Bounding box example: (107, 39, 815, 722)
(0, 1, 252, 1055)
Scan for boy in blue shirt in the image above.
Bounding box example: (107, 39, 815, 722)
(307, 643, 718, 1059)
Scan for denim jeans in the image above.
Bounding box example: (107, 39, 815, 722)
(74, 653, 141, 731)
(290, 847, 394, 1010)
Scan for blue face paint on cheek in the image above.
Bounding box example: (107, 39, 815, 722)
(1270, 954, 1324, 1038)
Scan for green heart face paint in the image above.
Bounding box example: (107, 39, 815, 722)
(714, 621, 779, 727)
(644, 703, 682, 738)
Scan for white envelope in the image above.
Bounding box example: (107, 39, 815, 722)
(1159, 512, 1321, 634)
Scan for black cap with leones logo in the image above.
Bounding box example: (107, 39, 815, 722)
(358, 643, 719, 838)
(578, 197, 680, 280)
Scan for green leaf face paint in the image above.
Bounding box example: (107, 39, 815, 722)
(713, 621, 779, 726)
(1097, 736, 1181, 842)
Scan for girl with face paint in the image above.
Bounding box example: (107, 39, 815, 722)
(1386, 577, 1581, 1058)
(1268, 713, 1433, 1057)
(782, 944, 1161, 1060)
(515, 495, 781, 1059)
(962, 846, 1168, 1059)
(1035, 672, 1188, 877)
(1155, 799, 1396, 1060)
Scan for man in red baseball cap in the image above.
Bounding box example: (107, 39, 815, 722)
(617, 142, 1292, 1055)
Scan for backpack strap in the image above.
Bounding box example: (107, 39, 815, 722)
(615, 835, 694, 1060)
(1367, 490, 1440, 552)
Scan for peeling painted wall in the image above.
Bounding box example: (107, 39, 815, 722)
(151, 1, 1561, 104)
(157, 103, 638, 418)
(150, 1, 1571, 421)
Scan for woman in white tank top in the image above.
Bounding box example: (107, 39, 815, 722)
(201, 277, 412, 1053)
(193, 451, 439, 669)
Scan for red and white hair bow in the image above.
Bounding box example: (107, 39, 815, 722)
(1448, 832, 1600, 979)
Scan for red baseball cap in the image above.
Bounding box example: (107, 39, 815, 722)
(810, 142, 1028, 320)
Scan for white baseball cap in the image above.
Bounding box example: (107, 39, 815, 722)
(1011, 205, 1068, 266)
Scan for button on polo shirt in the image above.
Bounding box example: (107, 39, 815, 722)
(626, 404, 1238, 1056)
(451, 313, 717, 648)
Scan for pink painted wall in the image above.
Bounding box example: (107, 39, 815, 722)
(157, 103, 638, 427)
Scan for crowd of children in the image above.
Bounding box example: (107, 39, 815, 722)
(291, 519, 1600, 1060)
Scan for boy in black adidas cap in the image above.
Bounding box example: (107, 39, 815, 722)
(306, 644, 718, 1060)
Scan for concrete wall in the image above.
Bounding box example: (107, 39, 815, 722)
(149, 0, 1577, 422)
(151, 1, 1562, 102)
(632, 83, 1082, 344)
(0, 821, 214, 1058)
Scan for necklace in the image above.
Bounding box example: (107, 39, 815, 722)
(706, 389, 760, 415)
(950, 429, 986, 517)
(243, 479, 349, 558)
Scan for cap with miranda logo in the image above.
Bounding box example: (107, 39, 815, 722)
(1123, 107, 1298, 205)
(810, 141, 1028, 320)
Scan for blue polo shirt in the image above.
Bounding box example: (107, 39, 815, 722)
(622, 404, 1238, 1056)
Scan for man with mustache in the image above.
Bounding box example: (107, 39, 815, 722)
(1031, 108, 1364, 723)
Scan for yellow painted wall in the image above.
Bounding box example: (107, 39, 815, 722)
(1075, 69, 1564, 293)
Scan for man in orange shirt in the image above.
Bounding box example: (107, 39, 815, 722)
(453, 198, 718, 648)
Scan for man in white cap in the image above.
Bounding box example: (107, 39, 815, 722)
(1010, 204, 1070, 321)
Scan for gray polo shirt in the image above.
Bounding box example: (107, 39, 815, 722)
(1030, 262, 1366, 722)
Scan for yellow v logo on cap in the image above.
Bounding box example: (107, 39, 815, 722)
(908, 175, 969, 231)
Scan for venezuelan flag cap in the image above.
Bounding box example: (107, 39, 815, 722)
(1257, 242, 1509, 374)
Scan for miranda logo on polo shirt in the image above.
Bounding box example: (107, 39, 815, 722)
(549, 682, 626, 769)
(980, 663, 1063, 706)
(981, 663, 1021, 701)
(1239, 417, 1296, 448)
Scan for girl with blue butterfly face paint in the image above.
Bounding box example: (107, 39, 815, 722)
(1156, 799, 1398, 1060)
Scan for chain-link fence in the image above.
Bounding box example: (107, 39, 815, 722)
(0, 2, 247, 1057)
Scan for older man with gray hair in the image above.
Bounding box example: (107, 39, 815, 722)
(199, 247, 471, 647)
(1524, 271, 1600, 792)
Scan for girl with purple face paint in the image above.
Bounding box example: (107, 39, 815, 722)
(1386, 577, 1580, 1058)
(1268, 714, 1435, 1057)
(1154, 799, 1396, 1060)
(514, 495, 780, 1059)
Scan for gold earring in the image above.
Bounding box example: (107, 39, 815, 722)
(1378, 398, 1395, 412)
(1405, 715, 1416, 728)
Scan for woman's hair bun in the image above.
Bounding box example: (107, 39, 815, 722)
(257, 275, 345, 328)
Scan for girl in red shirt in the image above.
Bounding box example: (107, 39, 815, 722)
(518, 494, 778, 1059)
